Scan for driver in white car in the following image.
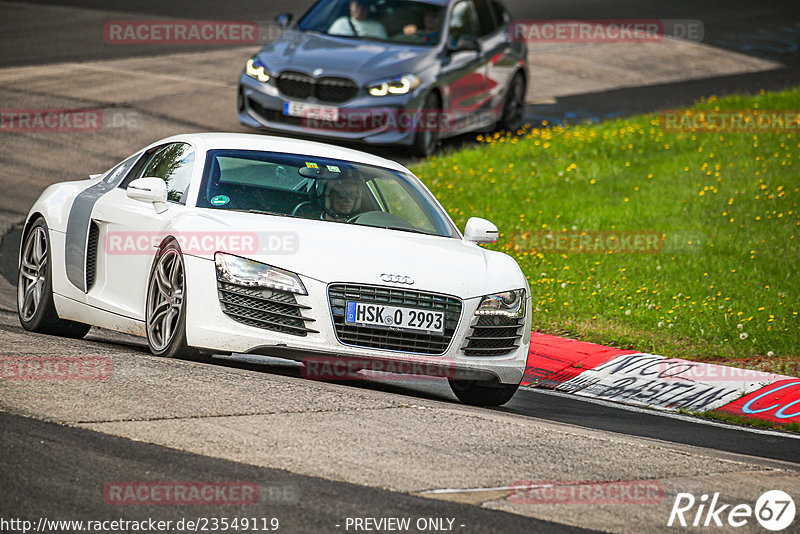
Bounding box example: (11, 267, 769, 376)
(323, 178, 364, 221)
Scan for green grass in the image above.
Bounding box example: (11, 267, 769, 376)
(412, 88, 800, 365)
(677, 409, 800, 433)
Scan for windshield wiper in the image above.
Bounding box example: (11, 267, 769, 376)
(247, 209, 294, 218)
(368, 225, 435, 236)
(225, 208, 293, 218)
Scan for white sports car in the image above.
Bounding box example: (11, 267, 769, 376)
(18, 133, 530, 405)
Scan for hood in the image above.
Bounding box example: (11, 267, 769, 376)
(257, 30, 435, 81)
(170, 210, 525, 299)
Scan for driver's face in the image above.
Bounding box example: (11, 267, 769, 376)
(350, 1, 369, 20)
(328, 182, 359, 214)
(424, 10, 440, 30)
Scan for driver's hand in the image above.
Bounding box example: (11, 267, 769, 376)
(403, 24, 418, 35)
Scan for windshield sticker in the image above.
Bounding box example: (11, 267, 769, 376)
(305, 162, 319, 169)
(210, 194, 230, 206)
(326, 165, 341, 173)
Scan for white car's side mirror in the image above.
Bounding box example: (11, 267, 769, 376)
(464, 217, 499, 244)
(127, 177, 168, 213)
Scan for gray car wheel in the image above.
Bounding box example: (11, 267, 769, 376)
(17, 217, 91, 338)
(145, 240, 195, 358)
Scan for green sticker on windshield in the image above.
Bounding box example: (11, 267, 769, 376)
(210, 194, 230, 206)
(326, 165, 341, 173)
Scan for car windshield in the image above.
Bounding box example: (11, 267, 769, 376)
(197, 150, 458, 238)
(298, 0, 445, 46)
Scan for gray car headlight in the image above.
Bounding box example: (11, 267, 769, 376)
(245, 57, 271, 83)
(215, 253, 306, 295)
(366, 74, 421, 96)
(475, 289, 526, 318)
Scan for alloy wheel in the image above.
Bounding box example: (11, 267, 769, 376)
(18, 226, 48, 322)
(146, 247, 185, 352)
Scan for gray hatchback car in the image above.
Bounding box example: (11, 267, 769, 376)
(238, 0, 527, 156)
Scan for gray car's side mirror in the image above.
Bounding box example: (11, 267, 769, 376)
(127, 178, 168, 214)
(275, 13, 293, 29)
(449, 35, 481, 53)
(464, 217, 498, 244)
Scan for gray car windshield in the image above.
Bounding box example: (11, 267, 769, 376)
(298, 0, 445, 46)
(197, 150, 458, 238)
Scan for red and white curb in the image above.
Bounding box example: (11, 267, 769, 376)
(523, 333, 800, 425)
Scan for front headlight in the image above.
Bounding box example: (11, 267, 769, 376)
(245, 57, 271, 83)
(475, 289, 526, 318)
(366, 74, 421, 97)
(215, 253, 307, 295)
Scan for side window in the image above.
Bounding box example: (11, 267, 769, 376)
(473, 0, 498, 36)
(102, 153, 140, 186)
(489, 0, 509, 26)
(448, 0, 479, 45)
(122, 143, 195, 204)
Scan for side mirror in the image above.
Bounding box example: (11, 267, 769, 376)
(275, 13, 293, 29)
(127, 177, 168, 213)
(464, 217, 498, 244)
(449, 35, 481, 53)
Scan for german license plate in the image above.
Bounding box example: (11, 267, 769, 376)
(345, 302, 444, 334)
(283, 101, 339, 121)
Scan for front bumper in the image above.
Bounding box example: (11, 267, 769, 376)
(238, 75, 425, 146)
(184, 255, 530, 385)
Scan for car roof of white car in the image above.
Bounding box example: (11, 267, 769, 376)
(147, 133, 411, 174)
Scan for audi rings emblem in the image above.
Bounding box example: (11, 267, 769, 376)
(380, 273, 414, 285)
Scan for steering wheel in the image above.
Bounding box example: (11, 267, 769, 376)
(291, 201, 312, 217)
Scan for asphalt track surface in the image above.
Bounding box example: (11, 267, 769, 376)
(0, 411, 593, 533)
(5, 0, 800, 124)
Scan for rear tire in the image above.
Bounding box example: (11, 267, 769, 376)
(411, 91, 441, 158)
(17, 217, 91, 338)
(145, 240, 197, 359)
(449, 378, 520, 406)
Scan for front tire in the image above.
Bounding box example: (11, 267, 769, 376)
(145, 240, 195, 358)
(496, 72, 526, 133)
(449, 378, 520, 406)
(17, 217, 91, 338)
(411, 91, 441, 157)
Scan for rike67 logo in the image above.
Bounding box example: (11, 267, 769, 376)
(668, 490, 795, 531)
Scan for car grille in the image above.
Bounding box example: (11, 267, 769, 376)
(248, 99, 304, 126)
(328, 284, 462, 355)
(217, 281, 317, 336)
(249, 99, 384, 133)
(276, 71, 358, 103)
(85, 221, 100, 291)
(462, 316, 525, 356)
